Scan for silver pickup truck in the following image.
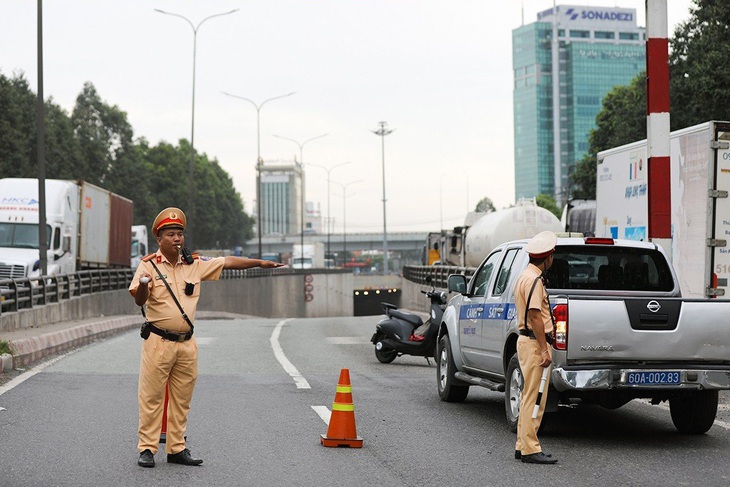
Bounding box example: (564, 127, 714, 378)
(438, 236, 730, 434)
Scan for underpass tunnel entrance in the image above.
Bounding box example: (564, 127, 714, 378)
(353, 288, 401, 316)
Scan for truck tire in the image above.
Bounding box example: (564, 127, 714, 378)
(437, 334, 469, 402)
(669, 390, 718, 434)
(505, 353, 523, 432)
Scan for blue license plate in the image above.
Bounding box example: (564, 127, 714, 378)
(626, 371, 681, 386)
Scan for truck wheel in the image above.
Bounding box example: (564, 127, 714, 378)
(669, 390, 718, 434)
(374, 346, 398, 364)
(437, 334, 469, 402)
(505, 353, 523, 433)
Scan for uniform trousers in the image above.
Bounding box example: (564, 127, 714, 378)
(137, 333, 198, 455)
(515, 335, 551, 455)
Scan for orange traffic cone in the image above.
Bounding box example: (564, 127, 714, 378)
(159, 383, 169, 443)
(320, 368, 363, 448)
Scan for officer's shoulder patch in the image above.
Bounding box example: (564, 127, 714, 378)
(141, 253, 157, 262)
(191, 252, 200, 260)
(200, 256, 212, 261)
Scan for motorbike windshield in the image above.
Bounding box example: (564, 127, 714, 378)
(0, 222, 52, 249)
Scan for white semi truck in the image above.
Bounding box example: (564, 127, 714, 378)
(0, 178, 133, 279)
(595, 121, 730, 298)
(131, 225, 149, 268)
(291, 242, 325, 269)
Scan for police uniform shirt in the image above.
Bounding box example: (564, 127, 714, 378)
(129, 251, 225, 333)
(514, 263, 554, 334)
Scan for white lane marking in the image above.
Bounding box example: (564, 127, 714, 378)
(327, 337, 370, 345)
(0, 349, 80, 397)
(639, 399, 730, 431)
(270, 319, 311, 389)
(312, 405, 331, 425)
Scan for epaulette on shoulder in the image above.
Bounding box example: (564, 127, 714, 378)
(141, 253, 157, 262)
(191, 252, 200, 260)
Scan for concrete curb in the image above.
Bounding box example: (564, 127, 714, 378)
(6, 316, 140, 370)
(1, 353, 12, 373)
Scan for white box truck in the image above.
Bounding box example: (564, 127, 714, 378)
(595, 121, 730, 298)
(0, 178, 133, 279)
(291, 242, 325, 269)
(131, 225, 149, 268)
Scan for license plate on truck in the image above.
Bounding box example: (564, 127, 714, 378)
(625, 371, 681, 386)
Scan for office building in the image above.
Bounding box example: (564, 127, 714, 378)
(258, 159, 303, 236)
(513, 4, 645, 204)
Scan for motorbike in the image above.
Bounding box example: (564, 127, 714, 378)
(370, 278, 448, 364)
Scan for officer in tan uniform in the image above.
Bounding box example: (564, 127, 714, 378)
(513, 230, 558, 464)
(130, 207, 284, 468)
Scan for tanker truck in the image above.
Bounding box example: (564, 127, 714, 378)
(433, 199, 563, 268)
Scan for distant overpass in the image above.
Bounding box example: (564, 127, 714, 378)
(246, 232, 428, 265)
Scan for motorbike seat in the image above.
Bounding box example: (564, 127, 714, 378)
(389, 309, 423, 327)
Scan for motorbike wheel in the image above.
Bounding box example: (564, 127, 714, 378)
(374, 342, 398, 364)
(437, 334, 469, 402)
(505, 353, 523, 433)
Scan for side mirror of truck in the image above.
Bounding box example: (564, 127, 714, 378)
(447, 274, 467, 294)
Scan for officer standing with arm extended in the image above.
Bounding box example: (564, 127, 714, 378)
(130, 207, 284, 468)
(513, 230, 558, 465)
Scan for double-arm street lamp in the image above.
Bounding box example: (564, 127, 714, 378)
(155, 8, 239, 246)
(272, 133, 329, 266)
(308, 161, 351, 262)
(331, 179, 362, 265)
(372, 121, 393, 274)
(222, 91, 295, 258)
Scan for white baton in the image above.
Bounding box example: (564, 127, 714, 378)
(532, 366, 550, 419)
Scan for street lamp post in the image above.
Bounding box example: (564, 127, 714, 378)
(155, 8, 239, 246)
(222, 91, 295, 258)
(372, 121, 393, 274)
(309, 162, 351, 264)
(331, 179, 362, 266)
(272, 133, 328, 267)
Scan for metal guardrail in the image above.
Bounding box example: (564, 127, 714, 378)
(0, 266, 352, 316)
(402, 265, 475, 289)
(0, 269, 135, 314)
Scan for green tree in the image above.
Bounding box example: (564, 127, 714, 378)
(670, 0, 730, 130)
(474, 196, 496, 213)
(536, 193, 561, 219)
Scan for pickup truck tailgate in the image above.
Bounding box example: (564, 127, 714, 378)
(564, 297, 730, 362)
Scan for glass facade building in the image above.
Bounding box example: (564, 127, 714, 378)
(513, 4, 645, 204)
(259, 160, 303, 236)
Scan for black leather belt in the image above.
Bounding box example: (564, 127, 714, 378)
(148, 323, 193, 342)
(519, 328, 554, 345)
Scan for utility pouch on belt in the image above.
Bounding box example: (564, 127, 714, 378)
(140, 322, 151, 340)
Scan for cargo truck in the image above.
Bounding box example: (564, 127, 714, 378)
(131, 225, 149, 268)
(291, 242, 325, 269)
(595, 121, 730, 298)
(0, 178, 133, 278)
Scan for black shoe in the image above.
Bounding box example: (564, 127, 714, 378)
(138, 449, 155, 468)
(167, 448, 203, 466)
(515, 450, 552, 460)
(521, 452, 558, 464)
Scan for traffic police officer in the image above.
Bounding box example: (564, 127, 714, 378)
(514, 230, 558, 464)
(130, 207, 284, 468)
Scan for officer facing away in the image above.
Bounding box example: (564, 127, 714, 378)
(513, 230, 559, 464)
(129, 207, 284, 468)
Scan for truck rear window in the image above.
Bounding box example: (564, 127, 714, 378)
(544, 245, 674, 292)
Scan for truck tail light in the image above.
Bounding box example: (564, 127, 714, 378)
(552, 303, 568, 350)
(711, 273, 719, 299)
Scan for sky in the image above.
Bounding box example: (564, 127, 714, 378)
(0, 0, 694, 234)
